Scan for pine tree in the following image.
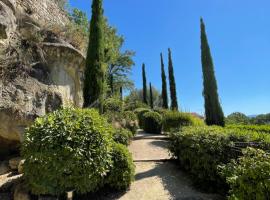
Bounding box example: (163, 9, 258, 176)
(168, 48, 178, 111)
(149, 82, 154, 109)
(83, 0, 105, 113)
(160, 53, 169, 109)
(142, 63, 148, 104)
(200, 18, 225, 126)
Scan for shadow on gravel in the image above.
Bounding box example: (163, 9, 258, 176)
(135, 161, 224, 200)
(149, 140, 169, 148)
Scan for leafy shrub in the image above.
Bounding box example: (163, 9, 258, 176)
(22, 108, 114, 195)
(169, 126, 270, 192)
(219, 148, 270, 200)
(227, 124, 270, 134)
(163, 111, 204, 132)
(142, 112, 162, 134)
(134, 108, 151, 128)
(104, 97, 123, 113)
(123, 111, 139, 134)
(112, 128, 133, 146)
(106, 143, 135, 190)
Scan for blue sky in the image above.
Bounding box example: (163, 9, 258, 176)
(69, 0, 270, 116)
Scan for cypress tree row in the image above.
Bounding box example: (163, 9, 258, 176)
(142, 63, 148, 104)
(83, 0, 105, 113)
(160, 53, 169, 109)
(168, 48, 179, 111)
(200, 18, 225, 126)
(149, 82, 154, 109)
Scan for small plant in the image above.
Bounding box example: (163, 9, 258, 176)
(142, 111, 162, 134)
(22, 108, 114, 195)
(112, 128, 133, 146)
(106, 143, 135, 190)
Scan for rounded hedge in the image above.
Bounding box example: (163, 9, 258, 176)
(104, 97, 123, 113)
(142, 111, 162, 134)
(134, 108, 151, 128)
(112, 128, 133, 146)
(22, 108, 114, 195)
(106, 143, 135, 190)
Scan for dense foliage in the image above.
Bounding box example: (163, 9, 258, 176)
(226, 112, 250, 125)
(83, 0, 105, 112)
(22, 108, 114, 195)
(219, 148, 270, 200)
(142, 63, 148, 105)
(106, 143, 135, 190)
(134, 108, 151, 128)
(163, 111, 204, 132)
(149, 82, 154, 109)
(160, 53, 169, 109)
(200, 18, 225, 126)
(168, 48, 178, 111)
(142, 111, 162, 134)
(227, 124, 270, 134)
(104, 97, 123, 113)
(112, 128, 133, 146)
(169, 126, 270, 192)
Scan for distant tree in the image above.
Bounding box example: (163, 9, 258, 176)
(149, 83, 154, 109)
(200, 18, 225, 126)
(83, 0, 105, 113)
(226, 112, 250, 125)
(168, 48, 178, 111)
(160, 53, 168, 109)
(250, 113, 270, 125)
(142, 63, 148, 104)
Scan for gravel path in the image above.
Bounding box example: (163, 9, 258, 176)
(120, 131, 225, 200)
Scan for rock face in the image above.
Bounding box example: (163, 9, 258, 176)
(0, 0, 85, 155)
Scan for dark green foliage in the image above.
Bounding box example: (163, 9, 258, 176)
(160, 53, 168, 109)
(250, 113, 270, 125)
(142, 111, 162, 134)
(22, 108, 114, 195)
(168, 48, 178, 111)
(123, 111, 139, 134)
(149, 82, 154, 109)
(142, 63, 148, 105)
(219, 148, 270, 200)
(103, 97, 123, 113)
(112, 128, 133, 146)
(163, 111, 204, 132)
(83, 0, 105, 112)
(200, 18, 225, 126)
(106, 143, 135, 190)
(134, 108, 151, 128)
(169, 126, 270, 192)
(226, 112, 250, 125)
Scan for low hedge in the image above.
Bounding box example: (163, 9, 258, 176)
(22, 108, 114, 195)
(106, 143, 135, 190)
(227, 124, 270, 134)
(219, 148, 270, 200)
(112, 128, 133, 146)
(142, 111, 162, 134)
(134, 108, 151, 128)
(163, 111, 204, 132)
(169, 126, 270, 192)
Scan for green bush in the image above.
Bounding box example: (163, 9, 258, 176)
(104, 97, 123, 113)
(219, 148, 270, 200)
(227, 124, 270, 134)
(22, 108, 114, 195)
(112, 128, 133, 146)
(142, 112, 162, 134)
(168, 126, 270, 192)
(123, 111, 139, 134)
(163, 111, 204, 132)
(134, 108, 151, 128)
(106, 143, 135, 190)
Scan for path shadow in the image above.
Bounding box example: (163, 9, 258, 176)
(135, 161, 225, 200)
(149, 140, 169, 148)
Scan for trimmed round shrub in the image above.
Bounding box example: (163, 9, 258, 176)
(22, 108, 114, 195)
(134, 108, 151, 128)
(142, 111, 162, 134)
(106, 143, 135, 190)
(163, 111, 204, 132)
(104, 97, 123, 113)
(112, 128, 133, 146)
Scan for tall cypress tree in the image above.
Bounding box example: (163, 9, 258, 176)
(142, 63, 148, 104)
(83, 0, 105, 113)
(200, 18, 225, 126)
(160, 53, 168, 109)
(149, 82, 154, 109)
(168, 48, 178, 111)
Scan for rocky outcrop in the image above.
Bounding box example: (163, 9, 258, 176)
(0, 0, 86, 155)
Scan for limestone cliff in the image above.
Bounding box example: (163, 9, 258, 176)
(0, 0, 86, 155)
